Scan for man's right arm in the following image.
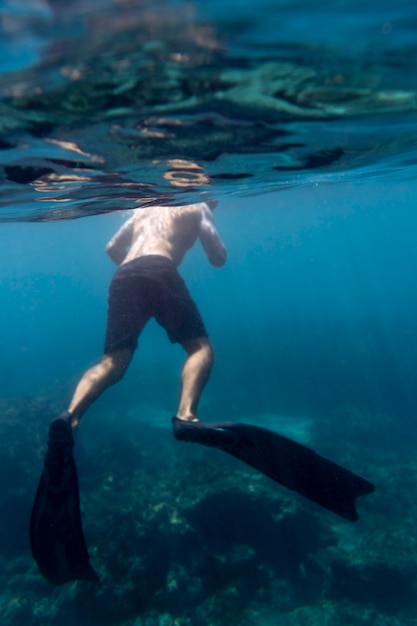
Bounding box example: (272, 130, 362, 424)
(105, 216, 134, 265)
(199, 204, 227, 267)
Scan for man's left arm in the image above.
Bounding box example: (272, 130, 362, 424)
(105, 216, 134, 265)
(199, 204, 227, 267)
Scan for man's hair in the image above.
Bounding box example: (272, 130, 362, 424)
(206, 200, 218, 211)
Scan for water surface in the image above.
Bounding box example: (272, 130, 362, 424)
(1, 0, 417, 220)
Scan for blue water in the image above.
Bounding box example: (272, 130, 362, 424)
(2, 1, 417, 625)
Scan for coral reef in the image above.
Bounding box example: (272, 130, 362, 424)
(0, 397, 416, 625)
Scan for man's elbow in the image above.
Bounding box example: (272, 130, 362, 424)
(210, 248, 227, 267)
(105, 241, 114, 254)
(106, 244, 122, 265)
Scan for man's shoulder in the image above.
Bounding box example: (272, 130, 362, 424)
(170, 203, 210, 224)
(130, 203, 209, 228)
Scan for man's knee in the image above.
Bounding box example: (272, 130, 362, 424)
(182, 336, 214, 362)
(99, 349, 132, 384)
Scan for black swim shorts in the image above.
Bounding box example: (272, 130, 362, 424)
(104, 255, 208, 353)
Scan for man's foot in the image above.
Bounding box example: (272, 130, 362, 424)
(30, 410, 98, 585)
(172, 417, 375, 521)
(172, 416, 237, 447)
(44, 411, 74, 491)
(175, 415, 199, 423)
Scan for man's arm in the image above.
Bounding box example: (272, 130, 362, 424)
(199, 204, 227, 267)
(105, 216, 134, 265)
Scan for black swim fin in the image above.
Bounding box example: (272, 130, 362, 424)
(172, 417, 374, 522)
(30, 413, 98, 585)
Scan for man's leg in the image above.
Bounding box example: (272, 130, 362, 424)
(176, 337, 214, 421)
(32, 349, 134, 584)
(68, 348, 133, 428)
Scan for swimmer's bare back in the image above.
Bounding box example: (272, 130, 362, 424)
(106, 203, 227, 268)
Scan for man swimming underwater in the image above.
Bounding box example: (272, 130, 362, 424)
(68, 200, 226, 430)
(30, 201, 374, 586)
